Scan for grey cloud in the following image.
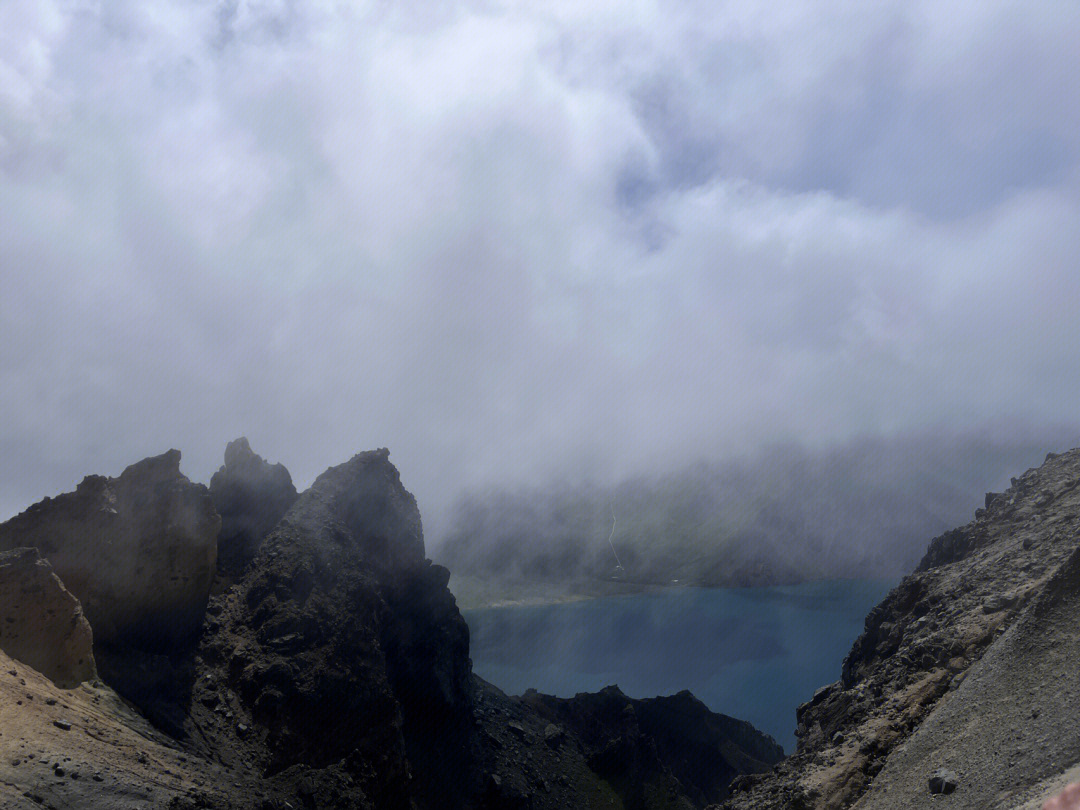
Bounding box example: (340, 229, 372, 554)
(1, 0, 1079, 540)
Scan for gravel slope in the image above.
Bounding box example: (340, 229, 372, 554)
(720, 448, 1080, 810)
(853, 541, 1080, 809)
(0, 648, 241, 810)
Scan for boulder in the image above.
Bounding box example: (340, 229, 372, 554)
(0, 547, 97, 687)
(0, 449, 220, 649)
(543, 724, 565, 746)
(209, 437, 297, 577)
(928, 769, 959, 795)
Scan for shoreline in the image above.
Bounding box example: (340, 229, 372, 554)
(450, 573, 899, 611)
(449, 575, 672, 611)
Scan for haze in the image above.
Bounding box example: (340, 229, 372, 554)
(3, 1, 1079, 539)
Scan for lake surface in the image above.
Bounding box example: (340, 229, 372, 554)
(463, 579, 894, 752)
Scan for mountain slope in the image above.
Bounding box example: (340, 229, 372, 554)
(720, 447, 1080, 810)
(850, 538, 1080, 809)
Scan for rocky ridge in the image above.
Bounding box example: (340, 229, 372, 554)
(0, 450, 219, 650)
(719, 448, 1080, 810)
(192, 448, 474, 808)
(0, 440, 780, 810)
(521, 686, 784, 808)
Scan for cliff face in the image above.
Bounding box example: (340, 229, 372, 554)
(194, 448, 476, 809)
(0, 450, 223, 741)
(0, 442, 781, 810)
(0, 450, 220, 650)
(0, 547, 96, 688)
(721, 448, 1080, 810)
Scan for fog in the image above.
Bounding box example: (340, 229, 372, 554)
(3, 2, 1079, 540)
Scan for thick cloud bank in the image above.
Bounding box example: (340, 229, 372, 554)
(2, 1, 1079, 532)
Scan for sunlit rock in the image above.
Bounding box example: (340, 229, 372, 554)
(0, 547, 97, 688)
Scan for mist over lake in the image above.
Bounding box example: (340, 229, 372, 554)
(464, 579, 894, 751)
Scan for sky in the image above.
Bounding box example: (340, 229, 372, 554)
(2, 1, 1079, 538)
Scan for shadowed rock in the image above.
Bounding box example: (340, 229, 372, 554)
(209, 437, 297, 578)
(523, 686, 784, 807)
(0, 449, 219, 650)
(0, 444, 784, 810)
(196, 448, 474, 810)
(0, 547, 97, 688)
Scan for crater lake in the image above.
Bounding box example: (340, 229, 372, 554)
(463, 579, 894, 750)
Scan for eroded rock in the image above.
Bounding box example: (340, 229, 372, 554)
(0, 450, 220, 649)
(196, 449, 473, 810)
(0, 548, 96, 688)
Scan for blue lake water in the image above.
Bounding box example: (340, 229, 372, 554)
(463, 579, 894, 752)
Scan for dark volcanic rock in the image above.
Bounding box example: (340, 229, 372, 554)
(0, 450, 219, 650)
(634, 691, 784, 802)
(928, 769, 959, 795)
(0, 443, 786, 810)
(209, 437, 297, 579)
(196, 449, 475, 810)
(0, 547, 97, 687)
(524, 685, 784, 808)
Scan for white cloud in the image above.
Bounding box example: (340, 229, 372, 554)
(1, 0, 1078, 535)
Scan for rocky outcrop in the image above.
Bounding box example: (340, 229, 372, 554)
(0, 547, 96, 688)
(0, 443, 781, 810)
(209, 437, 297, 578)
(0, 450, 220, 650)
(522, 686, 784, 808)
(720, 448, 1080, 810)
(194, 448, 475, 809)
(847, 535, 1080, 809)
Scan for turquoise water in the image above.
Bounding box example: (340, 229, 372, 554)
(463, 579, 894, 752)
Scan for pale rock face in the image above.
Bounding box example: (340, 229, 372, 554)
(0, 547, 97, 687)
(0, 449, 220, 649)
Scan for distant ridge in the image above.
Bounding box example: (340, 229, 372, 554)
(439, 432, 1058, 604)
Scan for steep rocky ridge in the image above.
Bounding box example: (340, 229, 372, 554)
(192, 448, 473, 808)
(1, 442, 782, 810)
(849, 538, 1080, 809)
(522, 686, 784, 808)
(720, 448, 1080, 810)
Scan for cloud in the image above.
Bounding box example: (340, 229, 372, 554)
(1, 0, 1078, 535)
